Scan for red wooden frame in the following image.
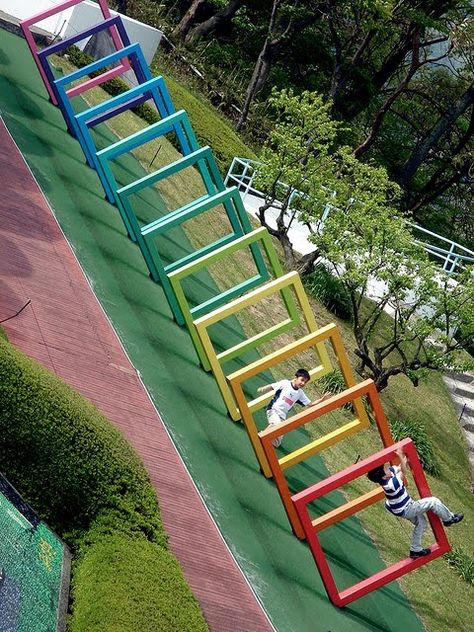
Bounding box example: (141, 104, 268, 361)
(291, 438, 451, 607)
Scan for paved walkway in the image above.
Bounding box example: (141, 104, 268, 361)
(0, 118, 273, 632)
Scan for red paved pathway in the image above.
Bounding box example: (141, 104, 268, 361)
(0, 118, 273, 631)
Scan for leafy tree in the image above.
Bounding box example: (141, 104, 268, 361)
(236, 0, 326, 129)
(252, 88, 342, 272)
(255, 89, 474, 391)
(308, 153, 474, 391)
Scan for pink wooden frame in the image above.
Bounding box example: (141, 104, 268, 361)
(292, 438, 451, 607)
(20, 0, 129, 105)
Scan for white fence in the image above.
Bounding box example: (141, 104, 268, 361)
(225, 156, 474, 274)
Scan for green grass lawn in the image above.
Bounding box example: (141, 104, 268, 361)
(50, 54, 473, 631)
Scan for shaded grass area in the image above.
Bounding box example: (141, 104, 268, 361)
(51, 51, 473, 630)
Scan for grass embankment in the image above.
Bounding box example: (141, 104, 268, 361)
(0, 335, 208, 632)
(50, 55, 473, 631)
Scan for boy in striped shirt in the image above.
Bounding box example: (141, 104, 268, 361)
(368, 448, 464, 558)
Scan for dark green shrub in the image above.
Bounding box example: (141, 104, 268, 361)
(389, 418, 440, 476)
(319, 368, 374, 418)
(444, 546, 474, 585)
(304, 264, 352, 321)
(70, 535, 208, 632)
(319, 368, 347, 394)
(0, 336, 164, 542)
(0, 337, 208, 630)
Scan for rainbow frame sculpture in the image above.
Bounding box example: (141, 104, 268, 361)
(291, 438, 451, 607)
(193, 271, 331, 421)
(227, 324, 364, 478)
(168, 227, 281, 359)
(73, 74, 176, 170)
(118, 180, 262, 325)
(259, 378, 391, 535)
(20, 0, 127, 105)
(53, 44, 158, 147)
(37, 16, 131, 112)
(95, 110, 198, 232)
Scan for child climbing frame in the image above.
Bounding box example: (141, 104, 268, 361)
(259, 379, 393, 538)
(227, 323, 362, 478)
(291, 438, 450, 606)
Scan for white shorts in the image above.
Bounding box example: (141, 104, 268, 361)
(266, 409, 284, 447)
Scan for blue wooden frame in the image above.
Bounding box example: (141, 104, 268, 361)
(74, 75, 179, 174)
(53, 43, 153, 141)
(95, 110, 202, 235)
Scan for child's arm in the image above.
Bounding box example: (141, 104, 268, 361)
(395, 449, 409, 479)
(309, 392, 332, 407)
(257, 384, 274, 394)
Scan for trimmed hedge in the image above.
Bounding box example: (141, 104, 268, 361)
(0, 337, 208, 631)
(70, 535, 208, 632)
(0, 336, 163, 541)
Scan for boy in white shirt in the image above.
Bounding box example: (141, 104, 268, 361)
(258, 368, 331, 447)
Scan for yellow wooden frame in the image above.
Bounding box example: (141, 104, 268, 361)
(227, 323, 366, 477)
(193, 272, 332, 421)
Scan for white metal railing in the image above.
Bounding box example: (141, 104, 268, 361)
(225, 157, 474, 274)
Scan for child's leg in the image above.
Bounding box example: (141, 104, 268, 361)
(404, 497, 453, 551)
(403, 509, 428, 552)
(266, 409, 284, 447)
(413, 497, 453, 522)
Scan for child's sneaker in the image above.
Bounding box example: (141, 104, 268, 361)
(409, 548, 430, 559)
(443, 513, 464, 526)
(272, 436, 282, 448)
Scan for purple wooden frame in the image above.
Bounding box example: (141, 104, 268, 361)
(20, 0, 129, 105)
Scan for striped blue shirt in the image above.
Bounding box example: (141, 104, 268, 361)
(382, 466, 412, 515)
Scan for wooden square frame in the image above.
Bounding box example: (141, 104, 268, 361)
(20, 0, 127, 104)
(194, 271, 331, 420)
(259, 378, 392, 535)
(291, 438, 450, 606)
(228, 324, 366, 478)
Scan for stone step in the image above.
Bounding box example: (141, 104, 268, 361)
(445, 371, 474, 384)
(455, 385, 474, 398)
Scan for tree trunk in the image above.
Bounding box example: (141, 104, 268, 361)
(185, 0, 245, 44)
(237, 1, 319, 129)
(395, 83, 474, 188)
(331, 1, 456, 119)
(236, 0, 281, 129)
(296, 249, 321, 275)
(171, 0, 208, 42)
(354, 30, 421, 157)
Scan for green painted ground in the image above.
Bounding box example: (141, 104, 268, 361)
(0, 30, 424, 631)
(0, 480, 66, 632)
